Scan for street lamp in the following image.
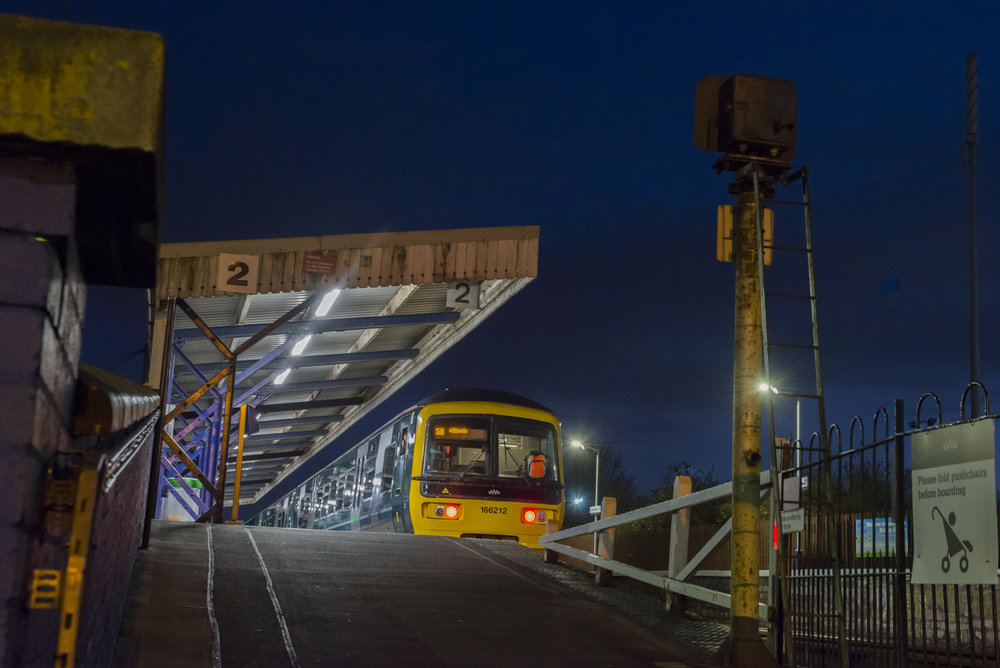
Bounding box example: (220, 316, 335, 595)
(570, 440, 603, 563)
(570, 439, 600, 509)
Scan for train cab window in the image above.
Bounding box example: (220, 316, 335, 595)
(424, 418, 490, 476)
(498, 419, 559, 481)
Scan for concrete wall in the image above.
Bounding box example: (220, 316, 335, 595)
(0, 158, 84, 666)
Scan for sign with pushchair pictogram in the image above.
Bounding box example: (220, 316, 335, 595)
(911, 419, 998, 585)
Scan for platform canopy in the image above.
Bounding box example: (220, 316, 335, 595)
(149, 226, 538, 511)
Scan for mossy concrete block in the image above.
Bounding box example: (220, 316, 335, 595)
(0, 13, 164, 153)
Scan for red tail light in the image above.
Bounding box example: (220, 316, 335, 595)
(520, 508, 549, 524)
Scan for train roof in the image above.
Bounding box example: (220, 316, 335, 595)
(418, 388, 554, 415)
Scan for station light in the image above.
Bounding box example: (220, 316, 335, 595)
(316, 288, 341, 317)
(291, 334, 312, 356)
(274, 369, 291, 385)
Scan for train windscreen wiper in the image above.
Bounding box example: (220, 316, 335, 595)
(456, 447, 487, 480)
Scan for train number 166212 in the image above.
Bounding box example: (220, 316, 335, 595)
(480, 506, 507, 515)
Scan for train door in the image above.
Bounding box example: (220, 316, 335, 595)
(390, 419, 413, 533)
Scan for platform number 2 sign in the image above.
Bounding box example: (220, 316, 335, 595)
(446, 281, 481, 310)
(217, 253, 260, 294)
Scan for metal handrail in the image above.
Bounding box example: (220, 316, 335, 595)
(541, 469, 773, 619)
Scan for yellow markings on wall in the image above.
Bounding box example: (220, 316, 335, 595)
(56, 468, 100, 668)
(28, 570, 61, 610)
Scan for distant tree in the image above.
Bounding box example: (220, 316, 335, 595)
(633, 461, 730, 530)
(561, 445, 639, 527)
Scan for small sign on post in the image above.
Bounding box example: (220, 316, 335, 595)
(781, 507, 805, 534)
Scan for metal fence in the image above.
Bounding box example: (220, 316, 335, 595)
(777, 386, 999, 667)
(541, 384, 999, 668)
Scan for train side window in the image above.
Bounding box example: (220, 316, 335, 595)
(380, 446, 396, 493)
(362, 440, 378, 501)
(335, 471, 347, 510)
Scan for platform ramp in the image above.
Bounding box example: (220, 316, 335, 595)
(116, 523, 713, 667)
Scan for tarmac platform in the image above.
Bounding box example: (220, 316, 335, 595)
(113, 522, 727, 667)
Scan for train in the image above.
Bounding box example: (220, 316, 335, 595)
(249, 388, 565, 548)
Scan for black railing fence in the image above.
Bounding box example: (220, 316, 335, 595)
(777, 384, 999, 667)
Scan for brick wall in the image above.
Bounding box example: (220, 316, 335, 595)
(0, 159, 83, 667)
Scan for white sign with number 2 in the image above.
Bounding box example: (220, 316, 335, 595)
(217, 253, 260, 294)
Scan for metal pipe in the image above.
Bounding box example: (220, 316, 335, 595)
(966, 53, 981, 417)
(593, 449, 600, 560)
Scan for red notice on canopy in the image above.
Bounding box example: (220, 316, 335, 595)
(303, 253, 337, 274)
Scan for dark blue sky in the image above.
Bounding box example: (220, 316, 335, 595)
(15, 2, 1000, 495)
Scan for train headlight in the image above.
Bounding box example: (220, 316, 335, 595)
(434, 504, 460, 519)
(521, 508, 547, 524)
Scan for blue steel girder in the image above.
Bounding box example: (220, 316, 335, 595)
(266, 376, 388, 394)
(174, 402, 218, 442)
(173, 343, 224, 401)
(233, 334, 301, 387)
(248, 416, 344, 429)
(172, 311, 460, 340)
(255, 397, 365, 413)
(176, 348, 419, 378)
(233, 369, 287, 407)
(229, 448, 308, 462)
(164, 363, 232, 424)
(160, 430, 218, 497)
(165, 293, 325, 522)
(239, 430, 328, 443)
(229, 441, 314, 454)
(159, 457, 211, 515)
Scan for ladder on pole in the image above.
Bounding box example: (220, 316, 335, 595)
(750, 164, 848, 668)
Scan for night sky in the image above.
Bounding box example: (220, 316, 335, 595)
(12, 2, 1000, 497)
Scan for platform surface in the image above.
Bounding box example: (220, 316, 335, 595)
(114, 522, 721, 667)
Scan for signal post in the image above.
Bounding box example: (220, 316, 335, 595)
(694, 73, 797, 667)
(730, 186, 766, 664)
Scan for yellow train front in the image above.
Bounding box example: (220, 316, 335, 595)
(406, 390, 564, 548)
(251, 389, 565, 549)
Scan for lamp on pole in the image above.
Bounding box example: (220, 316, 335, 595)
(570, 439, 600, 508)
(570, 439, 603, 562)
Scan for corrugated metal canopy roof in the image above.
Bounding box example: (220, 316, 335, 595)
(150, 226, 538, 510)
